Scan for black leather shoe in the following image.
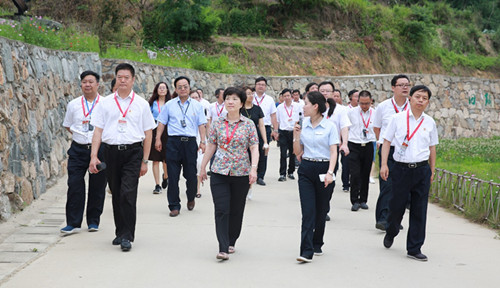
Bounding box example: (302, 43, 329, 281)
(325, 214, 331, 221)
(112, 236, 122, 246)
(121, 239, 132, 251)
(162, 175, 168, 189)
(383, 234, 393, 248)
(375, 222, 386, 231)
(360, 202, 369, 209)
(351, 203, 361, 211)
(287, 174, 295, 180)
(257, 178, 266, 186)
(407, 253, 428, 261)
(278, 175, 286, 182)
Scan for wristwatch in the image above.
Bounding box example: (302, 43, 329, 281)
(142, 159, 149, 164)
(327, 170, 334, 176)
(200, 141, 206, 144)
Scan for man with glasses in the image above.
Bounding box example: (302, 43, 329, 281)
(373, 74, 411, 231)
(155, 76, 207, 217)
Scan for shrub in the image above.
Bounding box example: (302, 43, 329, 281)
(218, 7, 270, 35)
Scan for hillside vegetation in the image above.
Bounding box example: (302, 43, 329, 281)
(0, 0, 498, 77)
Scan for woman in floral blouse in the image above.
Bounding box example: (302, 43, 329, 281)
(200, 87, 259, 261)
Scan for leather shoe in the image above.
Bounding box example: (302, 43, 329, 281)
(383, 234, 393, 248)
(407, 253, 428, 261)
(278, 175, 286, 182)
(287, 174, 295, 180)
(351, 203, 361, 211)
(360, 202, 369, 209)
(112, 236, 122, 246)
(375, 222, 386, 231)
(256, 178, 266, 186)
(169, 210, 180, 217)
(121, 239, 132, 251)
(187, 200, 195, 211)
(325, 214, 331, 221)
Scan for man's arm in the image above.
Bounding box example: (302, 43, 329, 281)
(379, 139, 391, 181)
(89, 127, 103, 173)
(198, 124, 207, 153)
(339, 127, 349, 156)
(271, 112, 279, 141)
(374, 127, 381, 150)
(429, 145, 436, 182)
(140, 129, 152, 177)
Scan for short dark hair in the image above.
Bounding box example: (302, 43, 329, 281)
(215, 88, 224, 97)
(305, 82, 318, 92)
(110, 78, 116, 91)
(391, 74, 409, 86)
(348, 89, 359, 100)
(318, 81, 335, 90)
(358, 90, 372, 99)
(333, 89, 341, 95)
(196, 88, 203, 92)
(410, 85, 432, 99)
(174, 76, 191, 88)
(292, 89, 301, 94)
(80, 70, 100, 82)
(255, 76, 267, 85)
(223, 87, 247, 114)
(281, 88, 292, 95)
(115, 63, 135, 77)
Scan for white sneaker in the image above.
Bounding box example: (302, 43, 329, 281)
(369, 177, 376, 184)
(247, 188, 252, 200)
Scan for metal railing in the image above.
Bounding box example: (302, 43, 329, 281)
(430, 168, 500, 229)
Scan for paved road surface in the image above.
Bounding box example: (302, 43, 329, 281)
(0, 146, 498, 288)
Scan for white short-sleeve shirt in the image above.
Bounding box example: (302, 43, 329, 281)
(325, 104, 351, 139)
(253, 93, 277, 126)
(348, 106, 376, 144)
(63, 95, 102, 144)
(277, 102, 302, 131)
(373, 97, 409, 145)
(208, 102, 228, 122)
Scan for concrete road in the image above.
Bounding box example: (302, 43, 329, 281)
(0, 145, 498, 288)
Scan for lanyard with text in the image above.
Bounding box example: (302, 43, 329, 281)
(404, 109, 424, 147)
(360, 109, 372, 129)
(177, 100, 190, 128)
(115, 92, 135, 133)
(216, 103, 224, 117)
(157, 100, 161, 114)
(391, 98, 408, 113)
(254, 95, 265, 107)
(82, 94, 100, 118)
(223, 120, 239, 149)
(284, 104, 293, 121)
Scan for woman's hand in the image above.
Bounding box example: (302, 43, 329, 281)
(200, 168, 208, 183)
(324, 173, 334, 187)
(249, 168, 257, 185)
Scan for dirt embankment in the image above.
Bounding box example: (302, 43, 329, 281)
(207, 36, 499, 78)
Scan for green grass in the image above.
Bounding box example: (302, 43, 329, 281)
(436, 137, 500, 182)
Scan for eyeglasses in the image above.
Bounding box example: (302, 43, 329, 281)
(176, 85, 190, 90)
(395, 84, 411, 88)
(319, 90, 333, 93)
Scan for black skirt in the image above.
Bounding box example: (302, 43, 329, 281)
(149, 126, 168, 162)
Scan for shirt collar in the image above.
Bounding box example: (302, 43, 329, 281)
(408, 108, 425, 121)
(305, 116, 328, 128)
(222, 114, 245, 123)
(116, 90, 134, 100)
(176, 97, 191, 105)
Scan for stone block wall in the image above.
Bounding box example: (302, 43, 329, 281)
(0, 37, 498, 220)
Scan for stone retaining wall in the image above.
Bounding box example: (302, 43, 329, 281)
(0, 37, 498, 220)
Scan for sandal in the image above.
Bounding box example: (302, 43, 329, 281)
(228, 246, 235, 254)
(216, 252, 229, 260)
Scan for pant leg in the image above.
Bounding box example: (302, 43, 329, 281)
(407, 165, 431, 255)
(210, 173, 232, 253)
(312, 162, 334, 251)
(386, 165, 412, 239)
(257, 126, 271, 179)
(341, 152, 350, 190)
(359, 144, 374, 204)
(286, 131, 296, 174)
(86, 145, 107, 226)
(166, 138, 182, 211)
(182, 140, 198, 202)
(376, 145, 395, 225)
(278, 130, 288, 176)
(104, 146, 123, 238)
(118, 146, 142, 241)
(297, 160, 320, 258)
(348, 143, 362, 205)
(228, 176, 250, 247)
(65, 143, 88, 228)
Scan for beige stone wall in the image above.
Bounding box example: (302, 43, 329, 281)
(1, 37, 498, 220)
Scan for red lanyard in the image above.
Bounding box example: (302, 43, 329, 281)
(216, 103, 224, 117)
(360, 109, 372, 129)
(392, 98, 408, 113)
(114, 91, 135, 118)
(254, 95, 265, 106)
(284, 104, 293, 118)
(81, 94, 99, 118)
(157, 100, 161, 114)
(406, 109, 424, 142)
(224, 120, 239, 148)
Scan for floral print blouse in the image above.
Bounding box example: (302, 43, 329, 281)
(208, 115, 259, 176)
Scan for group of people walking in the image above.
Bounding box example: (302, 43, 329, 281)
(61, 64, 438, 263)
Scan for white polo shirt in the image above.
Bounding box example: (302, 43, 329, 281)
(253, 93, 277, 126)
(325, 104, 351, 138)
(200, 98, 211, 115)
(63, 95, 102, 144)
(277, 102, 302, 131)
(373, 97, 409, 144)
(293, 99, 305, 110)
(208, 101, 227, 122)
(91, 91, 156, 145)
(348, 106, 376, 144)
(382, 108, 439, 163)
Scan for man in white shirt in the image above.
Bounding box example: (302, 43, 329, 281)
(347, 89, 359, 108)
(253, 77, 279, 186)
(347, 91, 376, 211)
(207, 88, 227, 130)
(196, 88, 211, 114)
(380, 85, 438, 262)
(292, 89, 304, 109)
(276, 88, 302, 181)
(89, 63, 156, 252)
(61, 71, 107, 235)
(373, 74, 411, 231)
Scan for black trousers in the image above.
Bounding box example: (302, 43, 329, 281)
(375, 145, 395, 226)
(298, 160, 335, 258)
(341, 152, 350, 190)
(386, 163, 431, 255)
(104, 143, 142, 242)
(348, 142, 374, 205)
(66, 142, 107, 228)
(278, 129, 295, 176)
(165, 136, 198, 211)
(210, 173, 250, 253)
(257, 125, 272, 179)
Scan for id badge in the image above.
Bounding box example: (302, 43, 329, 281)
(398, 138, 409, 157)
(118, 119, 127, 133)
(215, 148, 227, 159)
(288, 118, 293, 122)
(82, 120, 89, 132)
(181, 119, 187, 128)
(361, 129, 368, 140)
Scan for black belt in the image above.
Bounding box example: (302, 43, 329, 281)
(105, 142, 142, 151)
(303, 157, 329, 163)
(395, 161, 428, 169)
(348, 141, 371, 147)
(170, 136, 196, 142)
(73, 141, 92, 150)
